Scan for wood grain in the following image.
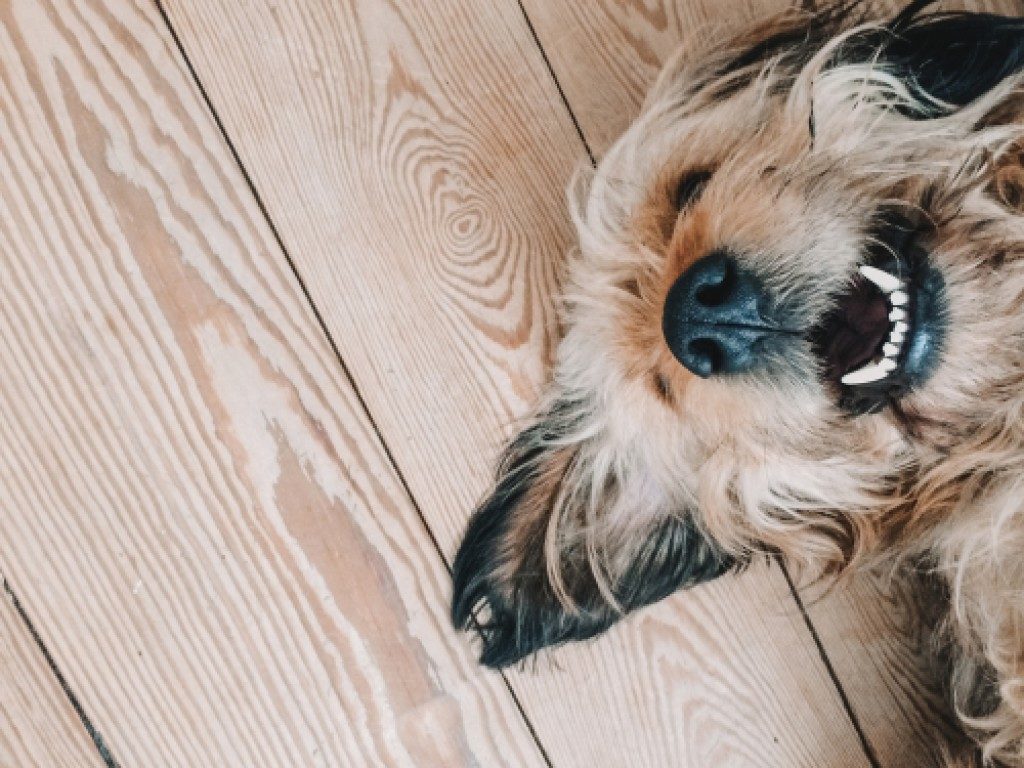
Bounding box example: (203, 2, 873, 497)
(519, 0, 1024, 765)
(161, 1, 884, 765)
(522, 0, 790, 156)
(0, 0, 546, 765)
(800, 573, 961, 768)
(0, 585, 105, 768)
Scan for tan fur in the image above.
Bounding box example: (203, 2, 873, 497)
(463, 5, 1024, 764)
(575, 9, 1024, 760)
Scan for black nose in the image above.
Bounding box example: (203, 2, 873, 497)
(662, 250, 789, 377)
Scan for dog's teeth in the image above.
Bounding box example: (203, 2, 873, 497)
(893, 320, 909, 334)
(859, 265, 902, 293)
(883, 342, 900, 358)
(841, 361, 891, 385)
(889, 289, 909, 307)
(889, 330, 905, 344)
(880, 358, 898, 372)
(889, 307, 907, 322)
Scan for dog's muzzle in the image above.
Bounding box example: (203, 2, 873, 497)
(662, 220, 947, 414)
(662, 250, 795, 377)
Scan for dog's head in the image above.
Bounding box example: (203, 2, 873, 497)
(453, 1, 1024, 667)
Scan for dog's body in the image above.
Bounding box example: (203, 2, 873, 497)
(452, 2, 1024, 764)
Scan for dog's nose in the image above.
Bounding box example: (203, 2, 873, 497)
(662, 250, 787, 377)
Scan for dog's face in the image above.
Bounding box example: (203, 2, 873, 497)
(453, 3, 1024, 668)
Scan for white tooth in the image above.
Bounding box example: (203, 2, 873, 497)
(889, 307, 907, 322)
(880, 358, 898, 372)
(890, 289, 909, 306)
(894, 320, 909, 334)
(883, 342, 900, 358)
(889, 330, 905, 344)
(859, 265, 902, 293)
(841, 361, 891, 385)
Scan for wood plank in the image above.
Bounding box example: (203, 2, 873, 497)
(799, 573, 960, 768)
(523, 0, 791, 156)
(0, 584, 106, 768)
(161, 1, 885, 764)
(517, 0, 1024, 765)
(0, 1, 546, 766)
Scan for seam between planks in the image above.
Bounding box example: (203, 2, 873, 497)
(3, 579, 120, 768)
(514, 0, 596, 166)
(513, 0, 883, 763)
(779, 561, 882, 768)
(148, 2, 556, 766)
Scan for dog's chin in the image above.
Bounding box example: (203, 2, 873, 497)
(811, 218, 948, 416)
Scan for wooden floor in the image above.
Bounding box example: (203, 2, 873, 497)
(1, 0, 1020, 765)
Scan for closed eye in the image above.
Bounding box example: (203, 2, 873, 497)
(673, 169, 713, 210)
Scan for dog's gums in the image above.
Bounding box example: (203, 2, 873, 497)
(453, 2, 1024, 764)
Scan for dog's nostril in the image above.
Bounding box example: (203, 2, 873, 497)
(686, 338, 723, 377)
(694, 265, 735, 308)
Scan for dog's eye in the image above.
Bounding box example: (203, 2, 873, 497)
(673, 170, 713, 209)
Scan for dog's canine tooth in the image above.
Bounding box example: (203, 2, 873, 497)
(889, 289, 909, 306)
(859, 265, 902, 293)
(841, 361, 891, 385)
(889, 307, 907, 322)
(883, 342, 900, 358)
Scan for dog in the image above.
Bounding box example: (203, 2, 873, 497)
(451, 1, 1024, 764)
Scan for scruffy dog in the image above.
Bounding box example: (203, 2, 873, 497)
(451, 1, 1024, 764)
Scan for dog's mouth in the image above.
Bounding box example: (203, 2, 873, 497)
(811, 217, 947, 415)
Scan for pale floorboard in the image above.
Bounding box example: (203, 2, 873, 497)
(0, 0, 544, 765)
(0, 585, 104, 768)
(160, 0, 902, 765)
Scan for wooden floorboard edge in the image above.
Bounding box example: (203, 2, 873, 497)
(2, 579, 118, 768)
(147, 2, 555, 765)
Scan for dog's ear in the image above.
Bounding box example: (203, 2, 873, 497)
(451, 395, 736, 668)
(866, 4, 1024, 212)
(875, 2, 1024, 118)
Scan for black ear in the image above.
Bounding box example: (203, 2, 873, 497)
(877, 1, 1024, 117)
(451, 400, 737, 668)
(716, 2, 1024, 117)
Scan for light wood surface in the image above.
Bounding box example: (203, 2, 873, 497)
(0, 0, 544, 765)
(521, 0, 792, 156)
(8, 0, 1015, 765)
(0, 585, 104, 768)
(804, 573, 959, 768)
(159, 0, 893, 765)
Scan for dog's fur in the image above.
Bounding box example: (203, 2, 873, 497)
(451, 2, 1024, 764)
